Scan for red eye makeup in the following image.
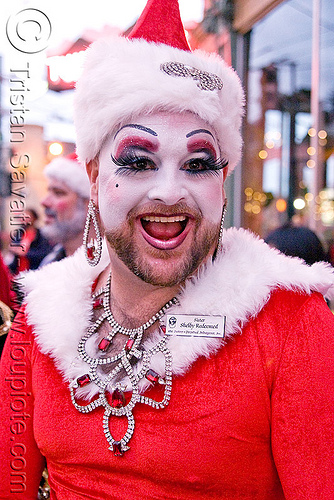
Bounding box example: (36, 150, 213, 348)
(114, 136, 159, 159)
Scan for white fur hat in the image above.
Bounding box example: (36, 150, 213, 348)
(74, 0, 244, 172)
(44, 156, 90, 199)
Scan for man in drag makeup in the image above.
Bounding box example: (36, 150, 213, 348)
(1, 0, 334, 498)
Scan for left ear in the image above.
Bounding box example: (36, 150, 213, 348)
(86, 158, 99, 205)
(221, 168, 228, 201)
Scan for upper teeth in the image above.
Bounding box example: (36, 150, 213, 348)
(142, 215, 187, 223)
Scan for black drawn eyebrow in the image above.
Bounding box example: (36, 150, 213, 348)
(185, 129, 214, 139)
(114, 124, 158, 139)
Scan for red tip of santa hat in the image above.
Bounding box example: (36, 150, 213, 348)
(66, 152, 78, 162)
(128, 0, 191, 52)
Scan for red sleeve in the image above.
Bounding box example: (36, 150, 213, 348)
(0, 309, 45, 499)
(271, 293, 334, 499)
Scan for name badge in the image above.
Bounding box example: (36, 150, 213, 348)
(165, 314, 226, 339)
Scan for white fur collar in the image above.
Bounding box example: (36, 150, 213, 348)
(23, 228, 334, 398)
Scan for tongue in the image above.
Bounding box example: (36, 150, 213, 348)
(142, 221, 184, 240)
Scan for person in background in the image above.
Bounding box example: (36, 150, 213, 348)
(0, 0, 333, 498)
(7, 208, 53, 274)
(0, 251, 16, 310)
(265, 222, 327, 265)
(0, 251, 16, 356)
(39, 154, 90, 266)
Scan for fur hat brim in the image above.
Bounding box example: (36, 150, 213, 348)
(44, 158, 90, 199)
(74, 37, 244, 172)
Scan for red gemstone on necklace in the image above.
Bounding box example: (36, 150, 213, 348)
(160, 324, 166, 334)
(111, 388, 125, 408)
(92, 279, 98, 292)
(93, 297, 104, 309)
(113, 441, 123, 456)
(77, 374, 91, 387)
(125, 338, 135, 351)
(145, 369, 160, 384)
(87, 245, 95, 260)
(98, 338, 111, 351)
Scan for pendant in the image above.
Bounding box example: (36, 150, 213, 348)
(71, 339, 173, 456)
(71, 273, 178, 455)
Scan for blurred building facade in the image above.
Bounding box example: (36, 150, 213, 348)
(195, 0, 333, 241)
(0, 0, 333, 250)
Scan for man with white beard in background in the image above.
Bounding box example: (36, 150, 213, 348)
(39, 154, 90, 266)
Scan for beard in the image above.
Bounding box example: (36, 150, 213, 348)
(104, 208, 219, 288)
(41, 198, 87, 244)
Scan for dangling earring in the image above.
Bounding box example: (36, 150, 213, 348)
(83, 200, 103, 266)
(216, 200, 227, 256)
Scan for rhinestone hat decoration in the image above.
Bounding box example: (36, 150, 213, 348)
(70, 272, 179, 456)
(160, 61, 223, 91)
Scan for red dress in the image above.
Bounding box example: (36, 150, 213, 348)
(1, 290, 333, 499)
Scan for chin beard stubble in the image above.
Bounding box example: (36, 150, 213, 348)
(105, 217, 219, 288)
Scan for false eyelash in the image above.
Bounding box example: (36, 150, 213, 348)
(111, 153, 148, 167)
(184, 156, 229, 174)
(200, 156, 229, 170)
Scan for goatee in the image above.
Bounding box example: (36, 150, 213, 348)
(105, 220, 219, 288)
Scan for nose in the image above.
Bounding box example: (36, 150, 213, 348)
(41, 193, 51, 208)
(147, 167, 189, 205)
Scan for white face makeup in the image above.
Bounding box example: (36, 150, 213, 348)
(94, 111, 227, 287)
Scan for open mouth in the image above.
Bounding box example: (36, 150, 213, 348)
(44, 215, 56, 224)
(44, 209, 57, 224)
(140, 214, 191, 250)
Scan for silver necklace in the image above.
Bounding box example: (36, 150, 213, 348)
(70, 273, 178, 456)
